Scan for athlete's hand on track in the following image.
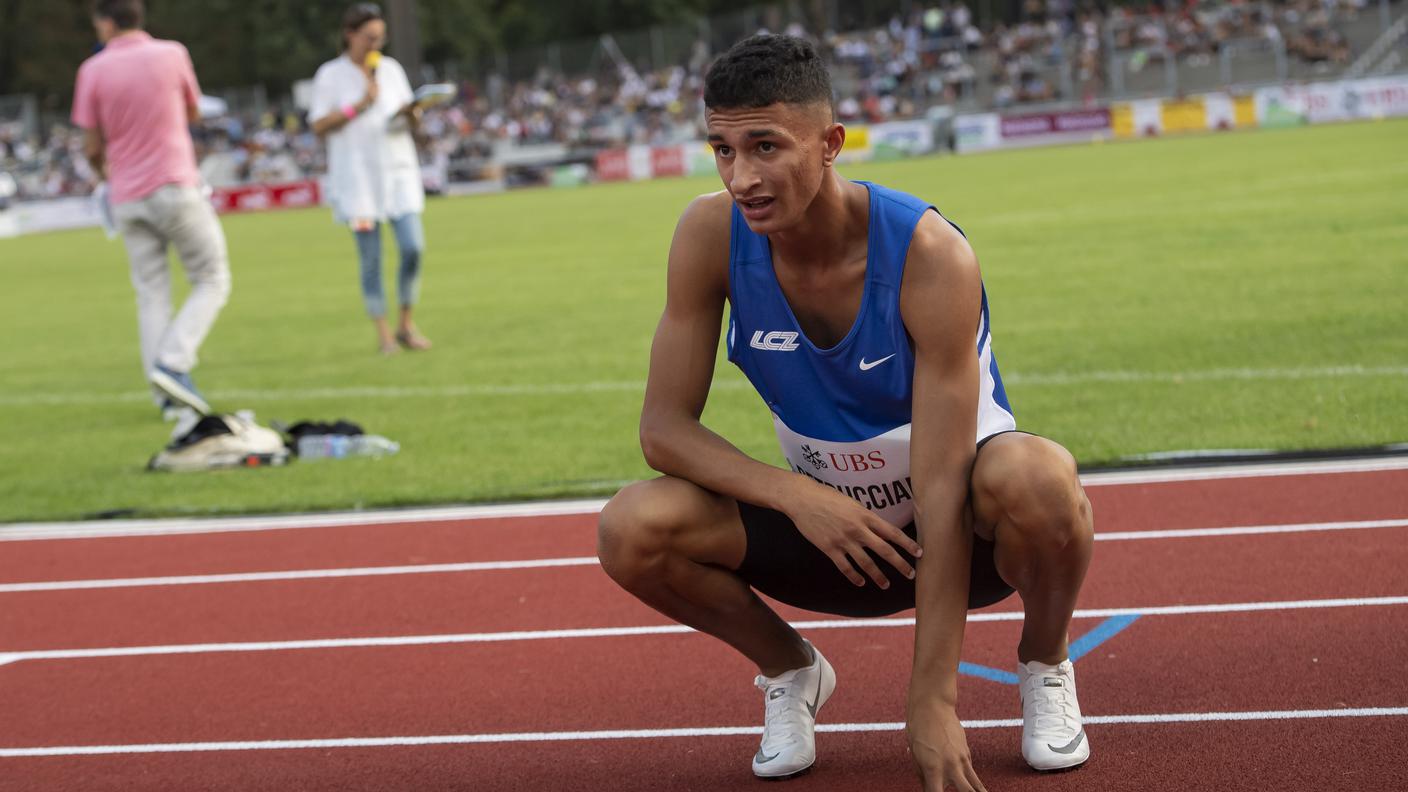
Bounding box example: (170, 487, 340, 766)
(908, 703, 988, 792)
(783, 482, 922, 588)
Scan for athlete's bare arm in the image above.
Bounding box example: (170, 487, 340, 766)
(640, 192, 922, 586)
(898, 211, 989, 792)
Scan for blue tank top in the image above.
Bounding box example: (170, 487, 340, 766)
(725, 181, 1015, 526)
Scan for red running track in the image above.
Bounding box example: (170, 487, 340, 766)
(1, 461, 1407, 791)
(1, 526, 1406, 651)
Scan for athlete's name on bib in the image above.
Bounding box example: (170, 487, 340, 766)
(792, 464, 915, 513)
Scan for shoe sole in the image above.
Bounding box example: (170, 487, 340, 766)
(756, 765, 814, 782)
(1031, 756, 1089, 773)
(1026, 749, 1090, 772)
(150, 369, 211, 415)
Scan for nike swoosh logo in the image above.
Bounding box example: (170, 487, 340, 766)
(858, 354, 896, 371)
(1047, 730, 1085, 755)
(755, 750, 780, 764)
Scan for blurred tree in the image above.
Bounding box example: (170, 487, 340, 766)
(1, 0, 96, 116)
(2, 0, 1096, 103)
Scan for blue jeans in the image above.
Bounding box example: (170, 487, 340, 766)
(353, 213, 424, 318)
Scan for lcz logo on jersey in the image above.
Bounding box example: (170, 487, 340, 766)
(750, 331, 800, 351)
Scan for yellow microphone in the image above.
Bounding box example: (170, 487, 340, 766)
(365, 50, 382, 73)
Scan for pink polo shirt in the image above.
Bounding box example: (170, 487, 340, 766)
(71, 31, 202, 205)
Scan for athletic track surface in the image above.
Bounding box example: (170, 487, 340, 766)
(2, 457, 1406, 791)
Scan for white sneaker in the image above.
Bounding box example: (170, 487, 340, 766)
(751, 640, 836, 779)
(1018, 658, 1090, 771)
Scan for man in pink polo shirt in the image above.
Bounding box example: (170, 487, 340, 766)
(72, 0, 230, 418)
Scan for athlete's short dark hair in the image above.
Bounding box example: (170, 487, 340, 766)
(704, 34, 833, 112)
(93, 0, 144, 30)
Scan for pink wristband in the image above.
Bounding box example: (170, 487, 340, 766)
(342, 103, 358, 120)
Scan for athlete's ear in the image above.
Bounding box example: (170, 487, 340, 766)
(821, 122, 845, 168)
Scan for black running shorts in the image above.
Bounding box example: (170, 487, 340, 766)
(734, 502, 1014, 617)
(733, 431, 1028, 617)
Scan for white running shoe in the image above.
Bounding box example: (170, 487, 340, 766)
(1018, 659, 1090, 771)
(751, 640, 836, 780)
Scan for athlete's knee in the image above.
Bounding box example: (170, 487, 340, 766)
(597, 479, 691, 589)
(978, 439, 1090, 551)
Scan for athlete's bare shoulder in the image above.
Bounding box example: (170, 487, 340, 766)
(674, 190, 734, 246)
(667, 190, 735, 293)
(905, 210, 979, 285)
(900, 209, 982, 339)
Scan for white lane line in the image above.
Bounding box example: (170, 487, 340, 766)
(0, 557, 602, 593)
(1, 596, 1402, 667)
(5, 455, 1407, 542)
(3, 706, 1405, 757)
(0, 500, 610, 542)
(4, 517, 1403, 593)
(1094, 517, 1408, 541)
(1079, 455, 1408, 486)
(4, 364, 1404, 409)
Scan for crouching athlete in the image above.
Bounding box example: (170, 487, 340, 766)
(598, 34, 1094, 791)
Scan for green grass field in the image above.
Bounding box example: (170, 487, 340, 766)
(2, 119, 1406, 522)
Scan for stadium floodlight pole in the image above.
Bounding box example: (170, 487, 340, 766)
(387, 0, 423, 87)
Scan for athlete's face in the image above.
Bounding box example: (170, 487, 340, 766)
(706, 102, 844, 234)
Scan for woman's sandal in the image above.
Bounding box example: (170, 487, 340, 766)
(395, 330, 432, 351)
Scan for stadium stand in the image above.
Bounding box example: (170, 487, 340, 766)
(1, 0, 1401, 202)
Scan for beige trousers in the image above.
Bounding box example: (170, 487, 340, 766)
(113, 184, 231, 383)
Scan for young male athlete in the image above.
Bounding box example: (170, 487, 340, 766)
(597, 35, 1094, 791)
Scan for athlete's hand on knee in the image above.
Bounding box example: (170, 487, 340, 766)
(908, 705, 988, 792)
(784, 485, 922, 588)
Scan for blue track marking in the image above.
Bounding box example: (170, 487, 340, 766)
(958, 613, 1142, 684)
(1068, 613, 1141, 662)
(958, 662, 1020, 685)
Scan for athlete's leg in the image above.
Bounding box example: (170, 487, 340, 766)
(598, 477, 810, 676)
(971, 432, 1094, 771)
(970, 433, 1093, 665)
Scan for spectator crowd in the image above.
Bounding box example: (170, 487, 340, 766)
(0, 0, 1384, 204)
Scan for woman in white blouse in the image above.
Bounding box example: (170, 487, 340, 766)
(309, 2, 431, 354)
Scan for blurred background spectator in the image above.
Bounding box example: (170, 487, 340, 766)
(1, 0, 1399, 201)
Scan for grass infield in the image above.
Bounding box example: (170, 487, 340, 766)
(1, 119, 1405, 521)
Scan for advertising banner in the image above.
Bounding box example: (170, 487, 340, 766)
(0, 196, 102, 238)
(1350, 76, 1408, 118)
(626, 145, 653, 181)
(594, 148, 629, 182)
(1202, 93, 1237, 130)
(1129, 99, 1164, 137)
(1000, 109, 1110, 139)
(868, 120, 936, 159)
(688, 143, 716, 177)
(953, 113, 1001, 153)
(650, 145, 687, 178)
(211, 180, 321, 214)
(836, 123, 872, 163)
(1160, 99, 1207, 135)
(1257, 76, 1408, 127)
